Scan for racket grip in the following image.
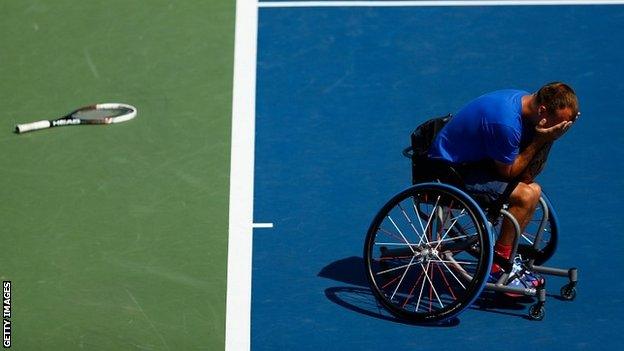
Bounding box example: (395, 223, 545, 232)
(15, 120, 51, 134)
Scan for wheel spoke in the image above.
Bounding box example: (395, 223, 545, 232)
(429, 259, 476, 265)
(428, 233, 476, 247)
(388, 215, 416, 254)
(402, 270, 426, 308)
(423, 262, 444, 309)
(435, 262, 457, 300)
(521, 233, 535, 245)
(398, 202, 427, 245)
(411, 197, 427, 242)
(415, 261, 431, 312)
(434, 209, 466, 251)
(374, 242, 415, 247)
(376, 256, 420, 276)
(390, 255, 417, 300)
(379, 255, 413, 261)
(377, 227, 411, 244)
(381, 275, 401, 290)
(432, 254, 467, 290)
(422, 195, 441, 245)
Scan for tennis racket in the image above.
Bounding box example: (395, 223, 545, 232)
(15, 103, 137, 134)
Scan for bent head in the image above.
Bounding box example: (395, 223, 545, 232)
(534, 82, 580, 128)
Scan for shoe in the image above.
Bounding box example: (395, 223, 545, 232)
(489, 256, 544, 297)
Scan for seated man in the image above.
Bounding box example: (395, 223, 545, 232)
(428, 82, 579, 292)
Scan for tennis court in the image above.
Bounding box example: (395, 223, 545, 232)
(1, 1, 623, 350)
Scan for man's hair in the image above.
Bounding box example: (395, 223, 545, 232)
(535, 82, 579, 117)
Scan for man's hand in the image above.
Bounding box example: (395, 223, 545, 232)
(495, 119, 569, 181)
(535, 118, 573, 143)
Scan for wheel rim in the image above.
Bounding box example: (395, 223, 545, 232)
(365, 184, 491, 322)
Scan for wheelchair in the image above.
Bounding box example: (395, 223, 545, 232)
(363, 115, 578, 323)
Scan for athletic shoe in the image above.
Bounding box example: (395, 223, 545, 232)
(490, 256, 544, 297)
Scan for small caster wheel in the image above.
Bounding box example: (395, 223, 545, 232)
(560, 284, 577, 301)
(528, 304, 545, 321)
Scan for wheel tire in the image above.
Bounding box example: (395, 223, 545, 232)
(528, 304, 545, 321)
(364, 182, 493, 323)
(560, 284, 577, 301)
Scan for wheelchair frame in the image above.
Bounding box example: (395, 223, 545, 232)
(364, 115, 578, 322)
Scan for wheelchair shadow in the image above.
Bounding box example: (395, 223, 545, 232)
(319, 256, 536, 323)
(324, 286, 460, 327)
(319, 256, 458, 327)
(472, 291, 537, 320)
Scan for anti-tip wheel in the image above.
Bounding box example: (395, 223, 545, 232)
(560, 284, 577, 301)
(528, 304, 545, 321)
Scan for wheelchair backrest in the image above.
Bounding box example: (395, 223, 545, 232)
(410, 114, 452, 157)
(407, 115, 464, 186)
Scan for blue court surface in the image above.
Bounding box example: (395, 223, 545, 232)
(251, 2, 624, 350)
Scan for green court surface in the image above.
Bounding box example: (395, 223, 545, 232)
(0, 1, 234, 349)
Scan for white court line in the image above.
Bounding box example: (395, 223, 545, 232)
(259, 0, 624, 7)
(225, 0, 258, 350)
(253, 222, 275, 228)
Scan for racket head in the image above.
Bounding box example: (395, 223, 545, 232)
(71, 103, 137, 124)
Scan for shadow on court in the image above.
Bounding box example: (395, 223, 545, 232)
(319, 256, 538, 323)
(324, 286, 461, 327)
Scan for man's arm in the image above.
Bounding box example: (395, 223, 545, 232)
(495, 119, 572, 181)
(495, 139, 547, 180)
(519, 142, 553, 183)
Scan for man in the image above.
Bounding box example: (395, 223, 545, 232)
(428, 82, 579, 291)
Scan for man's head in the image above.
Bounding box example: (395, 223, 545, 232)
(534, 82, 580, 128)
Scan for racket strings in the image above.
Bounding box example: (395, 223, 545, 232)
(72, 108, 132, 120)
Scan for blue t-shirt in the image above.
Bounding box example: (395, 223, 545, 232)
(428, 89, 529, 165)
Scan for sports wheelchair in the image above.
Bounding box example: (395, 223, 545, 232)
(363, 115, 578, 323)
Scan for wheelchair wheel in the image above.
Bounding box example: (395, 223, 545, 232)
(364, 183, 493, 323)
(517, 192, 559, 266)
